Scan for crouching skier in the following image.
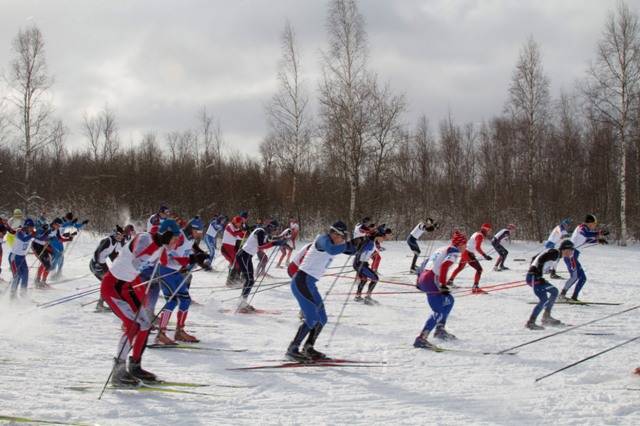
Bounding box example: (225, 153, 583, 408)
(407, 218, 437, 273)
(525, 240, 575, 330)
(354, 225, 392, 305)
(286, 221, 356, 362)
(101, 219, 180, 386)
(235, 220, 286, 313)
(414, 231, 467, 349)
(91, 226, 125, 312)
(155, 217, 210, 345)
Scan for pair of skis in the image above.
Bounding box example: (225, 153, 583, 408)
(229, 357, 388, 371)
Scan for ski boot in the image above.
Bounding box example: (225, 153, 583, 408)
(174, 327, 200, 343)
(354, 294, 364, 302)
(500, 265, 510, 271)
(364, 295, 378, 305)
(111, 358, 140, 387)
(286, 344, 311, 363)
(433, 325, 457, 341)
(493, 266, 502, 272)
(302, 344, 329, 361)
(549, 270, 562, 279)
(95, 299, 111, 313)
(557, 290, 569, 302)
(413, 334, 438, 350)
(525, 319, 545, 330)
(154, 330, 177, 346)
(237, 299, 256, 314)
(446, 279, 459, 289)
(128, 356, 157, 382)
(541, 311, 563, 327)
(471, 285, 487, 294)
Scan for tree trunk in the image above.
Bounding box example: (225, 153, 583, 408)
(620, 136, 628, 245)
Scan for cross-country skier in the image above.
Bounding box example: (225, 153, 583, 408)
(33, 218, 71, 289)
(354, 225, 392, 305)
(275, 226, 294, 269)
(0, 218, 9, 280)
(50, 213, 88, 281)
(91, 225, 125, 312)
(286, 221, 357, 362)
(101, 219, 180, 386)
(525, 239, 576, 330)
(413, 230, 467, 349)
(8, 218, 35, 298)
(407, 218, 437, 273)
(6, 208, 24, 249)
(204, 215, 225, 264)
(221, 216, 245, 286)
(155, 217, 210, 345)
(146, 205, 170, 233)
(352, 217, 376, 249)
(289, 217, 300, 248)
(543, 218, 572, 279)
(447, 223, 492, 294)
(491, 224, 516, 271)
(235, 220, 285, 313)
(559, 214, 608, 302)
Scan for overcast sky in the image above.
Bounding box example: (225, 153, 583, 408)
(0, 0, 634, 156)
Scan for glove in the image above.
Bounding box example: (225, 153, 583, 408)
(598, 238, 608, 245)
(433, 222, 440, 230)
(484, 255, 493, 261)
(439, 285, 450, 295)
(82, 219, 89, 225)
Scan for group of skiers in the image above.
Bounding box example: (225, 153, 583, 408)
(0, 205, 613, 385)
(406, 214, 609, 349)
(0, 209, 88, 296)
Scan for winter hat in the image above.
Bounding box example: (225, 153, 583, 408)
(52, 217, 63, 226)
(481, 223, 492, 232)
(13, 208, 23, 217)
(159, 204, 170, 214)
(559, 239, 575, 251)
(585, 214, 597, 224)
(23, 218, 35, 228)
(188, 217, 204, 231)
(330, 221, 348, 236)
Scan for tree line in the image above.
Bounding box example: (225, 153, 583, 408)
(0, 0, 638, 243)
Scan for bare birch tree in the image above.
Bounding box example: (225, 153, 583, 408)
(319, 0, 372, 222)
(584, 1, 640, 245)
(265, 20, 312, 208)
(507, 36, 550, 240)
(6, 25, 54, 195)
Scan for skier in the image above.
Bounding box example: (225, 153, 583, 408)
(221, 216, 245, 286)
(525, 239, 576, 329)
(101, 219, 180, 386)
(491, 224, 516, 271)
(559, 214, 608, 302)
(543, 218, 572, 279)
(8, 218, 35, 298)
(352, 217, 376, 249)
(275, 226, 294, 269)
(407, 219, 437, 273)
(413, 230, 467, 349)
(155, 217, 210, 345)
(353, 225, 392, 305)
(447, 223, 492, 294)
(289, 217, 300, 249)
(50, 213, 88, 280)
(204, 215, 225, 264)
(286, 221, 356, 362)
(32, 218, 71, 289)
(0, 218, 9, 280)
(146, 205, 170, 233)
(235, 220, 285, 313)
(6, 208, 24, 249)
(91, 225, 125, 312)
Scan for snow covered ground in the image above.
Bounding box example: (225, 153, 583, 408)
(1, 233, 640, 425)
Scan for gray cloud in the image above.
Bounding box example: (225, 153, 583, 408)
(0, 0, 631, 154)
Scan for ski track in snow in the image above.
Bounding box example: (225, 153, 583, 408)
(1, 233, 640, 425)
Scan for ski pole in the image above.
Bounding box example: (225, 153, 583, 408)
(535, 334, 640, 382)
(494, 304, 640, 355)
(244, 246, 280, 308)
(325, 261, 364, 348)
(322, 255, 353, 302)
(219, 280, 292, 302)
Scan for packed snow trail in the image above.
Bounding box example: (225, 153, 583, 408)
(1, 234, 639, 425)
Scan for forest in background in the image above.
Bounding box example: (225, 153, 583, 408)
(0, 0, 638, 242)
